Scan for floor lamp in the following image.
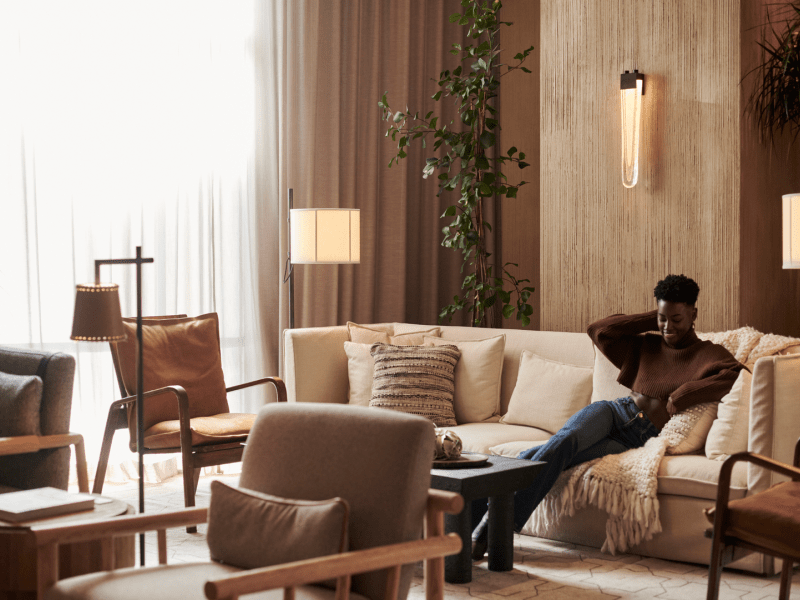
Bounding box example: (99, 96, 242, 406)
(285, 189, 360, 329)
(70, 246, 154, 566)
(783, 194, 800, 271)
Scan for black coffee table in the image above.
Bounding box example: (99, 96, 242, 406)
(430, 453, 545, 583)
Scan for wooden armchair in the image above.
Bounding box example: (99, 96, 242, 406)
(92, 313, 285, 531)
(705, 437, 800, 600)
(0, 347, 88, 493)
(31, 404, 463, 600)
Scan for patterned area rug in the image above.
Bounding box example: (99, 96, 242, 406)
(90, 474, 799, 600)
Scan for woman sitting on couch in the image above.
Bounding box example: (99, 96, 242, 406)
(471, 273, 744, 559)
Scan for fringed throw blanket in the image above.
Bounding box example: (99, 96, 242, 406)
(524, 327, 800, 555)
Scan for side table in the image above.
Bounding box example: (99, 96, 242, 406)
(431, 454, 544, 584)
(0, 496, 135, 600)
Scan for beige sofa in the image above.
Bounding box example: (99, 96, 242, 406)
(283, 322, 800, 574)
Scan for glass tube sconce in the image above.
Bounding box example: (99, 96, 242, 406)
(783, 193, 800, 269)
(620, 70, 644, 188)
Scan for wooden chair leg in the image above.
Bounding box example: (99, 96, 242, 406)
(73, 436, 89, 493)
(181, 456, 198, 534)
(779, 558, 793, 600)
(706, 535, 725, 600)
(93, 408, 125, 494)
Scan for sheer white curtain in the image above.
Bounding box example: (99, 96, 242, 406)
(0, 1, 275, 482)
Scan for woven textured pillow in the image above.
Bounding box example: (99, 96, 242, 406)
(207, 480, 349, 570)
(0, 372, 43, 436)
(369, 343, 460, 427)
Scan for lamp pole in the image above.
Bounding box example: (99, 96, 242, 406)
(92, 247, 153, 566)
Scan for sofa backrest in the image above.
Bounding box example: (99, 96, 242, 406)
(395, 323, 594, 415)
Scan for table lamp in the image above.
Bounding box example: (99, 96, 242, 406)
(70, 246, 153, 566)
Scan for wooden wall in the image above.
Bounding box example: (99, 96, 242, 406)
(498, 0, 800, 336)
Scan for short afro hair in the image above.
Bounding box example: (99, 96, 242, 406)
(653, 274, 700, 305)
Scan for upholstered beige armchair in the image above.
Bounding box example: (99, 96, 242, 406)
(0, 347, 88, 493)
(30, 404, 463, 600)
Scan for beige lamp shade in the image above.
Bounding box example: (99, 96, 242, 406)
(70, 283, 127, 341)
(290, 208, 360, 264)
(783, 194, 800, 269)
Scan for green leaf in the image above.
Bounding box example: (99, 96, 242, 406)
(432, 91, 442, 101)
(442, 205, 457, 217)
(476, 156, 490, 170)
(479, 182, 492, 196)
(506, 187, 518, 199)
(393, 111, 404, 123)
(518, 161, 530, 169)
(480, 131, 495, 148)
(449, 12, 462, 22)
(518, 152, 526, 160)
(502, 304, 514, 318)
(508, 146, 517, 156)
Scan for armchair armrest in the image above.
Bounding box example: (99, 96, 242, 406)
(0, 432, 88, 492)
(227, 376, 287, 403)
(204, 534, 462, 600)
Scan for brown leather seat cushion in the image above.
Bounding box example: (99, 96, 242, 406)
(143, 413, 256, 449)
(706, 480, 800, 560)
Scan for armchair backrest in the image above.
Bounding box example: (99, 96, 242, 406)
(0, 347, 75, 489)
(239, 403, 436, 600)
(109, 313, 230, 435)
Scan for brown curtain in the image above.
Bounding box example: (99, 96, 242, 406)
(286, 0, 482, 330)
(255, 0, 499, 380)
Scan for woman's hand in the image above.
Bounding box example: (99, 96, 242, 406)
(666, 397, 678, 416)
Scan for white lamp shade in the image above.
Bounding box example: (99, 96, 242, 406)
(290, 208, 360, 264)
(783, 194, 800, 269)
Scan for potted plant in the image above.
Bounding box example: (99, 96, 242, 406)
(746, 2, 800, 145)
(379, 0, 535, 327)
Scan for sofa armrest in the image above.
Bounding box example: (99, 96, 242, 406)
(747, 354, 800, 492)
(283, 326, 350, 404)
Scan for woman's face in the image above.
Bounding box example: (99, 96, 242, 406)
(657, 300, 697, 348)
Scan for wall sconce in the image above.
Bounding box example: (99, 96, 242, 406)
(783, 193, 800, 269)
(620, 69, 644, 188)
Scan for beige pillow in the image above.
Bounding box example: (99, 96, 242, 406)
(369, 343, 459, 427)
(423, 335, 505, 424)
(590, 345, 631, 403)
(705, 368, 752, 461)
(207, 480, 348, 570)
(665, 402, 718, 455)
(347, 322, 441, 345)
(500, 351, 593, 434)
(344, 341, 375, 406)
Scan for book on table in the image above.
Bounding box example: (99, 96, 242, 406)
(0, 487, 95, 523)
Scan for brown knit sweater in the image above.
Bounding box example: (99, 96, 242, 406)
(587, 310, 743, 412)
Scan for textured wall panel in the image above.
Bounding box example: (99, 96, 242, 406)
(539, 0, 740, 333)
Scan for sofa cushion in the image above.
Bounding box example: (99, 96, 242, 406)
(500, 351, 593, 434)
(423, 335, 505, 424)
(347, 322, 440, 345)
(207, 480, 348, 570)
(456, 424, 551, 455)
(116, 313, 229, 432)
(489, 444, 748, 501)
(705, 368, 752, 461)
(344, 342, 376, 407)
(658, 455, 747, 500)
(665, 402, 718, 455)
(590, 346, 631, 403)
(369, 343, 459, 427)
(142, 413, 256, 449)
(0, 372, 43, 436)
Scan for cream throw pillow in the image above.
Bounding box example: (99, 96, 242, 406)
(347, 322, 441, 345)
(705, 368, 752, 461)
(590, 345, 631, 403)
(344, 341, 375, 406)
(423, 335, 505, 424)
(665, 402, 718, 455)
(500, 351, 593, 434)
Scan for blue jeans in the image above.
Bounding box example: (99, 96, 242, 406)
(473, 397, 659, 537)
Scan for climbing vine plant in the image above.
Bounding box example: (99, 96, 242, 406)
(379, 0, 535, 327)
